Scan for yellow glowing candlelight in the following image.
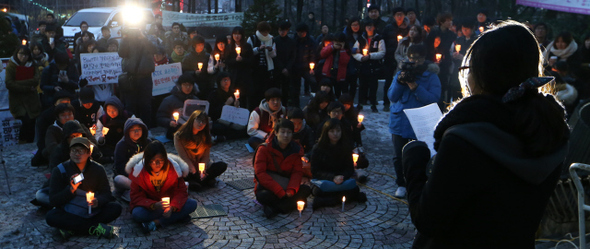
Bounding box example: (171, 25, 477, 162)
(90, 144, 94, 154)
(102, 127, 109, 136)
(435, 53, 442, 62)
(198, 163, 205, 173)
(162, 197, 170, 207)
(198, 62, 203, 70)
(362, 49, 368, 56)
(89, 126, 96, 136)
(342, 196, 346, 211)
(309, 62, 315, 70)
(352, 154, 359, 164)
(86, 192, 94, 203)
(173, 112, 179, 122)
(215, 53, 220, 61)
(234, 90, 240, 99)
(22, 39, 27, 45)
(455, 44, 461, 52)
(397, 35, 402, 42)
(297, 201, 305, 211)
(479, 26, 484, 33)
(235, 46, 241, 55)
(357, 114, 364, 123)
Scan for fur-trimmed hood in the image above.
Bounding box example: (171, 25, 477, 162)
(125, 152, 189, 178)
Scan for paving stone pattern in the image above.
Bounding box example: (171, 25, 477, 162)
(0, 108, 416, 248)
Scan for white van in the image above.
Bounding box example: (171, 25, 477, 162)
(62, 7, 154, 48)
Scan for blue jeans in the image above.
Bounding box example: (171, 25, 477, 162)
(311, 178, 357, 192)
(132, 198, 197, 227)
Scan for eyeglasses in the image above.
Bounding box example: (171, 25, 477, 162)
(70, 148, 88, 155)
(130, 128, 142, 133)
(151, 159, 165, 166)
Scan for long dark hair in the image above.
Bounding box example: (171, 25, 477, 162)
(231, 26, 247, 45)
(143, 140, 169, 175)
(402, 24, 423, 47)
(213, 36, 228, 58)
(462, 20, 568, 156)
(317, 118, 348, 149)
(307, 91, 331, 113)
(175, 111, 212, 147)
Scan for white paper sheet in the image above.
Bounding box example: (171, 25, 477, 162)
(403, 103, 443, 156)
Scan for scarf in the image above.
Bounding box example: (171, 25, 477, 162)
(543, 40, 578, 62)
(170, 51, 185, 63)
(256, 30, 275, 71)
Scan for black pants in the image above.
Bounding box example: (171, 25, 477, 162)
(359, 75, 378, 106)
(185, 161, 228, 185)
(344, 74, 358, 101)
(46, 202, 122, 233)
(256, 185, 311, 213)
(291, 70, 317, 108)
(276, 72, 290, 106)
(121, 75, 153, 127)
(211, 121, 247, 140)
(18, 115, 36, 143)
(392, 134, 411, 187)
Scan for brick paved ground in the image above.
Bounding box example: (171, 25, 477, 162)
(0, 104, 416, 248)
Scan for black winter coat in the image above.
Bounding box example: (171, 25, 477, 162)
(156, 86, 199, 128)
(273, 35, 296, 73)
(310, 143, 355, 181)
(119, 35, 156, 76)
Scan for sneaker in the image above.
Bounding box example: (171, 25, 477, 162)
(59, 229, 74, 240)
(394, 187, 406, 198)
(383, 106, 390, 112)
(263, 205, 278, 219)
(371, 105, 378, 113)
(356, 192, 368, 203)
(141, 221, 157, 234)
(88, 223, 114, 239)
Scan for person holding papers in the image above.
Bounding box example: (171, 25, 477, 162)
(387, 44, 440, 198)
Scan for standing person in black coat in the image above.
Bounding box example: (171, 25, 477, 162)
(402, 21, 569, 248)
(292, 23, 317, 108)
(182, 36, 211, 99)
(344, 17, 363, 101)
(425, 13, 456, 110)
(118, 28, 156, 127)
(156, 73, 200, 140)
(248, 21, 277, 107)
(274, 21, 296, 106)
(226, 26, 254, 110)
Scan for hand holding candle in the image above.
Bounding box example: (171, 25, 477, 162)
(297, 201, 305, 217)
(161, 197, 170, 208)
(435, 53, 442, 63)
(362, 49, 368, 56)
(173, 112, 179, 122)
(102, 127, 109, 136)
(397, 35, 403, 42)
(455, 44, 461, 53)
(357, 114, 364, 124)
(234, 90, 240, 100)
(198, 62, 203, 70)
(309, 62, 315, 70)
(215, 53, 220, 62)
(342, 196, 346, 212)
(352, 153, 359, 166)
(236, 46, 241, 55)
(199, 163, 206, 179)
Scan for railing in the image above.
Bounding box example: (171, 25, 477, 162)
(569, 163, 590, 249)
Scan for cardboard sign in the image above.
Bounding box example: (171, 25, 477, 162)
(220, 106, 250, 126)
(183, 99, 209, 117)
(152, 63, 182, 96)
(0, 110, 21, 147)
(80, 53, 122, 85)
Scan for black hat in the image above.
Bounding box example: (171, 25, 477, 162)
(79, 87, 95, 104)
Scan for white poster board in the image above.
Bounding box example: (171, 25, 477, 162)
(162, 10, 244, 27)
(152, 63, 182, 96)
(220, 106, 250, 126)
(0, 110, 21, 147)
(517, 0, 590, 15)
(183, 99, 209, 117)
(0, 58, 9, 110)
(80, 53, 122, 85)
(403, 103, 443, 156)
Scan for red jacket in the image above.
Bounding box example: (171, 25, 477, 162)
(254, 134, 304, 198)
(127, 153, 190, 212)
(320, 45, 351, 82)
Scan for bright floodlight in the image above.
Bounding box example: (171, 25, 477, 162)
(122, 6, 143, 26)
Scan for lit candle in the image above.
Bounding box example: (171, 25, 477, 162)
(214, 53, 220, 62)
(22, 39, 26, 45)
(199, 163, 205, 179)
(357, 114, 364, 124)
(362, 49, 368, 56)
(90, 144, 94, 154)
(435, 53, 442, 62)
(102, 127, 109, 136)
(342, 196, 346, 212)
(309, 62, 315, 70)
(479, 26, 484, 33)
(235, 46, 241, 55)
(86, 192, 94, 214)
(397, 35, 402, 42)
(161, 197, 170, 208)
(352, 154, 359, 164)
(197, 62, 203, 70)
(297, 201, 305, 217)
(455, 44, 461, 53)
(301, 157, 306, 163)
(173, 112, 179, 122)
(234, 90, 240, 99)
(89, 126, 96, 136)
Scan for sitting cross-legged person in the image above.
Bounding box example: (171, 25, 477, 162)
(95, 96, 133, 160)
(174, 111, 227, 191)
(254, 119, 312, 219)
(127, 141, 197, 234)
(310, 118, 367, 209)
(247, 87, 286, 149)
(156, 73, 200, 140)
(45, 137, 122, 240)
(112, 118, 152, 201)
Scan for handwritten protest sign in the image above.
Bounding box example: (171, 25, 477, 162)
(0, 110, 21, 147)
(220, 106, 250, 126)
(80, 53, 122, 85)
(152, 63, 182, 96)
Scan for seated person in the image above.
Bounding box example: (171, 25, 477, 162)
(247, 88, 286, 149)
(208, 72, 246, 142)
(310, 118, 367, 209)
(318, 78, 336, 102)
(317, 102, 358, 148)
(40, 51, 79, 108)
(44, 103, 76, 160)
(254, 119, 312, 218)
(302, 91, 331, 133)
(113, 118, 151, 201)
(287, 107, 314, 153)
(32, 91, 72, 166)
(174, 111, 227, 191)
(156, 73, 199, 139)
(170, 40, 188, 63)
(339, 93, 365, 148)
(45, 137, 122, 239)
(49, 120, 101, 169)
(154, 46, 170, 66)
(127, 141, 197, 233)
(95, 96, 133, 158)
(74, 86, 104, 130)
(182, 36, 211, 99)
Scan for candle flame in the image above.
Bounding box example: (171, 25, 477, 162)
(342, 196, 346, 202)
(102, 127, 109, 135)
(297, 201, 305, 211)
(455, 44, 461, 52)
(309, 62, 315, 70)
(358, 114, 364, 123)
